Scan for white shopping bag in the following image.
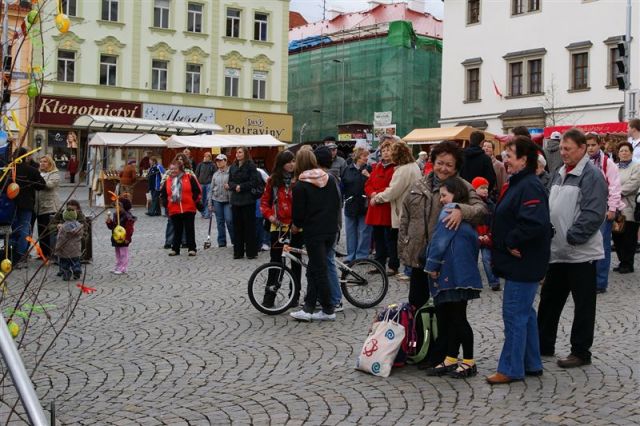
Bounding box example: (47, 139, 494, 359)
(355, 311, 405, 377)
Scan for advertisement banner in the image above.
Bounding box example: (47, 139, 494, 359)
(374, 111, 392, 126)
(143, 103, 215, 124)
(374, 124, 397, 141)
(215, 109, 293, 142)
(35, 95, 142, 126)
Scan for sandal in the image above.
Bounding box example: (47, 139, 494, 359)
(425, 362, 458, 376)
(448, 362, 477, 379)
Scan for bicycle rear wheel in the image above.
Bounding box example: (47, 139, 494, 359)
(341, 259, 388, 309)
(248, 262, 299, 315)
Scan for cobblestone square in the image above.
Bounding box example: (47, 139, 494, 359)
(2, 188, 640, 425)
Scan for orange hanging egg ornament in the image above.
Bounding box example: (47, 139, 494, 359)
(6, 182, 20, 200)
(55, 13, 70, 33)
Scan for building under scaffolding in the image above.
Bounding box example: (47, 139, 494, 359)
(288, 3, 443, 146)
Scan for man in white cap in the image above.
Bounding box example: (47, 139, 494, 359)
(544, 131, 563, 176)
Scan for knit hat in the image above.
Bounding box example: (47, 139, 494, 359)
(62, 208, 77, 222)
(313, 146, 333, 169)
(471, 177, 489, 190)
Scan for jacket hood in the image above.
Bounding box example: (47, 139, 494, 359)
(546, 140, 560, 152)
(465, 145, 486, 158)
(298, 169, 329, 188)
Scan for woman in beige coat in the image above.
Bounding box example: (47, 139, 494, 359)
(36, 155, 61, 258)
(372, 140, 421, 276)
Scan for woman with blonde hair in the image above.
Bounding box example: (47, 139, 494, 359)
(35, 154, 61, 259)
(371, 140, 421, 275)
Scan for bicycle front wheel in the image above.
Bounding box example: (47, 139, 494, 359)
(248, 262, 299, 315)
(341, 259, 388, 309)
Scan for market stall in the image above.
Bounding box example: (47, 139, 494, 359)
(88, 132, 166, 207)
(403, 126, 498, 151)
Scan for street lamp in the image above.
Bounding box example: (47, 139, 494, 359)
(333, 59, 345, 124)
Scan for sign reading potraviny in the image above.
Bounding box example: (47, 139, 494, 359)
(215, 109, 293, 142)
(374, 111, 392, 127)
(143, 103, 215, 124)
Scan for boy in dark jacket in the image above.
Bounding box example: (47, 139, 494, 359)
(472, 177, 500, 291)
(55, 208, 83, 281)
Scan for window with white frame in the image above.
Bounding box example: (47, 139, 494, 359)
(152, 60, 168, 91)
(62, 0, 77, 17)
(57, 50, 75, 82)
(466, 68, 480, 101)
(503, 48, 546, 97)
(102, 0, 118, 21)
(254, 13, 268, 41)
(226, 8, 240, 38)
(100, 55, 117, 86)
(252, 71, 267, 99)
(187, 3, 203, 33)
(467, 0, 480, 24)
(224, 68, 239, 97)
(512, 0, 539, 15)
(154, 0, 170, 28)
(186, 63, 201, 93)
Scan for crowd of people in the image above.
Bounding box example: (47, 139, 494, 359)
(4, 120, 639, 385)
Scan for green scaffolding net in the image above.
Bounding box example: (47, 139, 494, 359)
(288, 21, 442, 144)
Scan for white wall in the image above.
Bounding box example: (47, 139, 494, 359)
(440, 1, 639, 133)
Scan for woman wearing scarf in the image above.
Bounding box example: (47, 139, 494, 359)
(612, 142, 640, 276)
(161, 160, 202, 257)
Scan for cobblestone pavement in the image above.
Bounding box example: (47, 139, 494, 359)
(2, 186, 640, 425)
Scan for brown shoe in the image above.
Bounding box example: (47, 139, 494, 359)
(486, 372, 518, 385)
(557, 354, 591, 369)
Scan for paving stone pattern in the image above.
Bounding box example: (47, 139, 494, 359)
(1, 191, 639, 425)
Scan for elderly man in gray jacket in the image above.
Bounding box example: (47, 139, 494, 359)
(537, 128, 607, 369)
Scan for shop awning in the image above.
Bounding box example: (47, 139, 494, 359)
(543, 122, 628, 138)
(73, 115, 223, 135)
(165, 134, 287, 148)
(88, 132, 166, 147)
(403, 126, 497, 144)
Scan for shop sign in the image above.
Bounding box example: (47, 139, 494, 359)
(35, 95, 142, 126)
(143, 103, 215, 124)
(374, 124, 397, 141)
(215, 109, 293, 142)
(373, 111, 392, 126)
(339, 132, 368, 141)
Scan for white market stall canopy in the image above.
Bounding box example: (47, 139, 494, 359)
(73, 115, 223, 135)
(165, 134, 287, 148)
(88, 132, 166, 147)
(403, 126, 498, 145)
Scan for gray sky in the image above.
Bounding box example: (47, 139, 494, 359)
(290, 0, 444, 23)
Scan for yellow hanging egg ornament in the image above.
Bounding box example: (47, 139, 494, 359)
(7, 321, 20, 339)
(0, 259, 11, 274)
(112, 225, 127, 244)
(55, 13, 70, 33)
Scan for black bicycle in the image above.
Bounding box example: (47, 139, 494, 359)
(248, 236, 388, 315)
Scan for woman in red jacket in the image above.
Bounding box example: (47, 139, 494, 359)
(260, 150, 303, 307)
(364, 138, 396, 273)
(161, 160, 202, 257)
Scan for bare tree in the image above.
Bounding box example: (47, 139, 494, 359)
(540, 74, 584, 126)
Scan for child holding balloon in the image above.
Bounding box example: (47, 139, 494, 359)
(105, 196, 136, 275)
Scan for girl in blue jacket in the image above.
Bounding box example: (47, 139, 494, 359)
(424, 177, 482, 378)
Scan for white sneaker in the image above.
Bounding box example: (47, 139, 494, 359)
(334, 302, 344, 313)
(111, 270, 123, 275)
(311, 311, 336, 321)
(289, 310, 312, 322)
(261, 243, 270, 251)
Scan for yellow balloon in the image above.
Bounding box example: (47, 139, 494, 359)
(112, 225, 127, 244)
(55, 13, 70, 33)
(0, 259, 11, 274)
(7, 321, 19, 339)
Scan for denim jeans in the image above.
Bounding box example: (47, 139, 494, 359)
(10, 208, 32, 263)
(344, 214, 372, 262)
(372, 225, 399, 271)
(59, 257, 81, 279)
(498, 280, 542, 379)
(595, 219, 612, 290)
(326, 241, 342, 306)
(200, 184, 211, 218)
(213, 200, 234, 247)
(480, 247, 500, 287)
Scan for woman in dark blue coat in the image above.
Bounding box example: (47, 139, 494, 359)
(487, 136, 552, 384)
